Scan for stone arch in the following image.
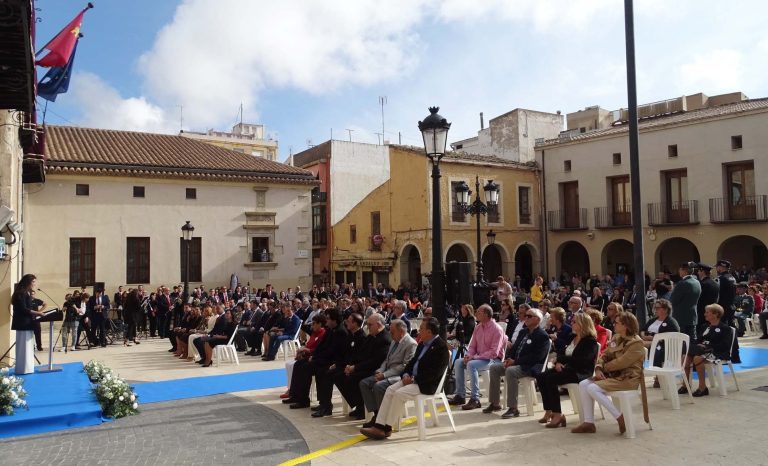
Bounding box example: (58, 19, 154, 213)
(601, 239, 633, 276)
(655, 237, 700, 274)
(513, 244, 535, 290)
(482, 244, 504, 283)
(444, 241, 473, 264)
(717, 235, 768, 270)
(557, 241, 590, 277)
(399, 244, 422, 288)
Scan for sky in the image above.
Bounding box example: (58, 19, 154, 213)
(35, 0, 768, 162)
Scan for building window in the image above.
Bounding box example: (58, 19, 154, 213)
(370, 211, 381, 251)
(312, 206, 327, 245)
(450, 181, 467, 222)
(252, 237, 271, 262)
(668, 144, 678, 158)
(133, 186, 145, 198)
(612, 153, 621, 165)
(186, 188, 197, 199)
(731, 135, 743, 150)
(610, 175, 631, 225)
(179, 237, 202, 282)
(350, 225, 357, 244)
(518, 186, 531, 225)
(69, 238, 95, 287)
(455, 144, 463, 150)
(126, 237, 150, 284)
(664, 169, 688, 223)
(564, 160, 572, 172)
(76, 184, 89, 196)
(726, 161, 755, 220)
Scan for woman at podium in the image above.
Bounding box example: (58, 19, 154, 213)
(11, 274, 45, 374)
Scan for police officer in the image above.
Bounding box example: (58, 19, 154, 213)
(696, 263, 719, 336)
(669, 262, 701, 341)
(733, 282, 754, 337)
(715, 260, 736, 323)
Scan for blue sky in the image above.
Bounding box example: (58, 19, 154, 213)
(36, 0, 768, 161)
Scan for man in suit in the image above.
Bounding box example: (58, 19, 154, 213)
(670, 262, 702, 341)
(386, 300, 411, 334)
(263, 303, 302, 361)
(360, 317, 449, 440)
(733, 282, 754, 337)
(88, 289, 110, 347)
(696, 263, 719, 335)
(623, 285, 639, 316)
(486, 308, 549, 418)
(359, 319, 417, 427)
(156, 287, 171, 339)
(260, 284, 278, 301)
(241, 303, 265, 355)
(716, 260, 736, 321)
(286, 308, 347, 409)
(312, 312, 366, 417)
(333, 313, 392, 419)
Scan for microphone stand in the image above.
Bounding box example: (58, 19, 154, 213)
(35, 288, 63, 372)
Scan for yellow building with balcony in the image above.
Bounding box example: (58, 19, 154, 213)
(331, 145, 542, 289)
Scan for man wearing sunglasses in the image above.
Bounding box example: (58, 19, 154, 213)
(485, 308, 550, 418)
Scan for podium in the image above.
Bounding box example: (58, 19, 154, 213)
(36, 309, 64, 373)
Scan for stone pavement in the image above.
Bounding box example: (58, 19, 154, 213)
(0, 394, 308, 466)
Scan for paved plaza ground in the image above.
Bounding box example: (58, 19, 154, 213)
(2, 334, 767, 465)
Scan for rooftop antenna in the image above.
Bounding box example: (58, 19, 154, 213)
(375, 132, 382, 145)
(239, 102, 243, 126)
(177, 105, 183, 132)
(345, 128, 354, 142)
(379, 96, 387, 143)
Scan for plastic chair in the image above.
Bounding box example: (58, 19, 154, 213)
(704, 326, 740, 397)
(744, 316, 757, 336)
(643, 332, 693, 409)
(397, 353, 456, 441)
(603, 348, 652, 439)
(214, 325, 240, 367)
(560, 343, 601, 421)
(503, 339, 552, 414)
(279, 326, 302, 361)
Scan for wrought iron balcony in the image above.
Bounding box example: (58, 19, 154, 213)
(312, 229, 327, 246)
(647, 200, 699, 226)
(547, 209, 588, 231)
(311, 191, 327, 203)
(594, 205, 632, 229)
(709, 196, 768, 223)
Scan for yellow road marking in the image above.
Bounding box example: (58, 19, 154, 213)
(278, 406, 446, 466)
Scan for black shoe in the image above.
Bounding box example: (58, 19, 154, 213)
(761, 335, 768, 340)
(168, 348, 175, 352)
(282, 398, 297, 404)
(692, 388, 709, 397)
(362, 413, 378, 428)
(290, 402, 310, 409)
(262, 356, 275, 361)
(311, 405, 323, 411)
(501, 407, 520, 419)
(447, 395, 466, 406)
(246, 349, 257, 356)
(482, 403, 502, 414)
(677, 386, 688, 394)
(311, 406, 332, 418)
(349, 407, 365, 420)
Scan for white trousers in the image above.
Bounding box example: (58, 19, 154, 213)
(15, 330, 35, 374)
(378, 379, 422, 428)
(578, 378, 621, 423)
(188, 334, 203, 361)
(285, 359, 296, 388)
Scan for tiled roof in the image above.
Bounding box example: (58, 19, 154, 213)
(389, 144, 538, 169)
(44, 125, 316, 184)
(538, 98, 768, 147)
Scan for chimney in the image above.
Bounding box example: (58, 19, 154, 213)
(480, 112, 485, 130)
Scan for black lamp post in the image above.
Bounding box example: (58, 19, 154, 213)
(181, 221, 194, 302)
(455, 176, 500, 284)
(419, 107, 451, 338)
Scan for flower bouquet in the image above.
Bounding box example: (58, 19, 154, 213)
(0, 367, 28, 415)
(84, 360, 139, 419)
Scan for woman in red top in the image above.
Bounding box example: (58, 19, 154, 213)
(280, 314, 327, 398)
(750, 286, 764, 314)
(586, 308, 609, 355)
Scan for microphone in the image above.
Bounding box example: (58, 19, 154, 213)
(36, 287, 61, 310)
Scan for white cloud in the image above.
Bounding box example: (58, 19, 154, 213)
(438, 0, 606, 31)
(678, 49, 744, 94)
(69, 72, 176, 133)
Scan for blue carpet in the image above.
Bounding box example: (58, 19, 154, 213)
(134, 368, 286, 404)
(0, 362, 106, 439)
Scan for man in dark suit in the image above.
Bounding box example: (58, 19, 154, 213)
(88, 290, 110, 347)
(669, 262, 701, 341)
(360, 317, 449, 440)
(156, 287, 171, 339)
(263, 303, 302, 361)
(696, 263, 719, 335)
(716, 260, 736, 322)
(487, 309, 550, 418)
(285, 308, 347, 409)
(260, 284, 278, 301)
(332, 313, 392, 419)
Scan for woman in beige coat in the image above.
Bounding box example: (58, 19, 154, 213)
(572, 312, 647, 434)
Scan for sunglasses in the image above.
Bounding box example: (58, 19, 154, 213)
(525, 314, 536, 318)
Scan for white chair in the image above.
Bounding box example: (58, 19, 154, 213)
(704, 326, 740, 397)
(560, 343, 601, 421)
(397, 354, 456, 441)
(498, 321, 508, 334)
(279, 326, 302, 361)
(643, 332, 693, 409)
(213, 325, 240, 367)
(603, 348, 652, 439)
(744, 316, 758, 336)
(504, 339, 552, 415)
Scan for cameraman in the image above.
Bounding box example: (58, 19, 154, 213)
(60, 293, 79, 352)
(448, 304, 476, 347)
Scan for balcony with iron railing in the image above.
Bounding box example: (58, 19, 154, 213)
(311, 191, 327, 204)
(312, 228, 327, 246)
(647, 200, 699, 226)
(594, 205, 632, 229)
(547, 208, 588, 231)
(251, 249, 274, 263)
(709, 196, 768, 223)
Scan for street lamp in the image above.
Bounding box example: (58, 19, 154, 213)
(455, 176, 500, 285)
(419, 106, 451, 338)
(181, 220, 194, 302)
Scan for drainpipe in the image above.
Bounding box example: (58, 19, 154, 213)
(539, 150, 548, 279)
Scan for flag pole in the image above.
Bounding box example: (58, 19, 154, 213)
(35, 3, 94, 57)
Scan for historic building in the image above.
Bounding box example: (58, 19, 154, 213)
(537, 92, 768, 279)
(24, 125, 316, 302)
(181, 122, 279, 161)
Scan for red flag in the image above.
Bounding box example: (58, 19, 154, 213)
(36, 5, 91, 68)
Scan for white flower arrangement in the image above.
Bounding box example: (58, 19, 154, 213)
(83, 360, 139, 419)
(0, 367, 28, 415)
